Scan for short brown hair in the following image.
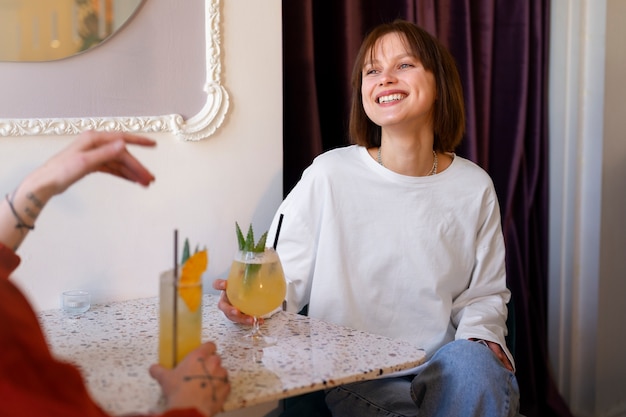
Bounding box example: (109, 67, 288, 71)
(349, 20, 465, 152)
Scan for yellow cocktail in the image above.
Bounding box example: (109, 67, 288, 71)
(226, 248, 286, 343)
(158, 270, 203, 368)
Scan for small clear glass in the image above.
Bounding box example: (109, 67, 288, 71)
(62, 290, 91, 315)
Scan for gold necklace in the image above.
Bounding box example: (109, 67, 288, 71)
(377, 147, 438, 175)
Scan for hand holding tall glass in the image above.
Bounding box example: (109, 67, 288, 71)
(226, 246, 286, 345)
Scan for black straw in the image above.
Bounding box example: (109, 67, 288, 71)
(272, 214, 284, 250)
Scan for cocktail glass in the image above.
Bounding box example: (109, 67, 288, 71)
(226, 248, 286, 345)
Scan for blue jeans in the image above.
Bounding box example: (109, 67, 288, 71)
(324, 339, 522, 417)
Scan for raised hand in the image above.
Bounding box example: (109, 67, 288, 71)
(0, 130, 156, 251)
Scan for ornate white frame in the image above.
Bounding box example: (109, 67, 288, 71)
(0, 0, 228, 141)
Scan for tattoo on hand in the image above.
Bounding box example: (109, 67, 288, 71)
(183, 358, 228, 401)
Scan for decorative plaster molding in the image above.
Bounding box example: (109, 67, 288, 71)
(0, 0, 229, 141)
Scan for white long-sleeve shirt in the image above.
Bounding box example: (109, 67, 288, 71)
(268, 145, 513, 366)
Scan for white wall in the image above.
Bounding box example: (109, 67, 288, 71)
(549, 0, 626, 416)
(0, 0, 284, 315)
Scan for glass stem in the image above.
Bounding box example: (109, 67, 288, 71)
(252, 316, 260, 336)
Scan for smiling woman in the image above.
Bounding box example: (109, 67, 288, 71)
(0, 0, 143, 62)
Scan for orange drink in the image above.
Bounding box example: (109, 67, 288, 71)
(158, 269, 202, 368)
(226, 248, 286, 317)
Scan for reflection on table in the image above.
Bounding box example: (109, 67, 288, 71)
(39, 294, 426, 414)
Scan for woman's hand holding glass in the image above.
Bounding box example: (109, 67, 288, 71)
(213, 248, 286, 345)
(213, 278, 257, 325)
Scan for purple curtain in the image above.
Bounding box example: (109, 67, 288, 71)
(282, 1, 571, 416)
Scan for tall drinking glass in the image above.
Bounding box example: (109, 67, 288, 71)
(158, 270, 203, 368)
(226, 248, 286, 345)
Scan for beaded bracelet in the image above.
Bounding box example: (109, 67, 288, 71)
(5, 193, 35, 230)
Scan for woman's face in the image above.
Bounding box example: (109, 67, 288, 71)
(361, 32, 436, 133)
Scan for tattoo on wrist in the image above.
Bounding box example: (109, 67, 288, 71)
(27, 192, 44, 209)
(24, 192, 43, 222)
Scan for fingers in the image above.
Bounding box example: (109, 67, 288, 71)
(32, 130, 155, 199)
(202, 352, 226, 378)
(118, 132, 157, 147)
(486, 341, 514, 372)
(213, 280, 256, 325)
(212, 278, 226, 291)
(499, 353, 514, 372)
(223, 307, 256, 325)
(150, 341, 230, 417)
(201, 355, 231, 416)
(206, 355, 230, 394)
(72, 131, 156, 186)
(78, 130, 157, 149)
(97, 149, 156, 186)
(195, 341, 218, 357)
(109, 140, 155, 186)
(149, 342, 220, 386)
(149, 363, 165, 382)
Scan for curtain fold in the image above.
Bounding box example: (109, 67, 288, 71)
(282, 1, 570, 416)
(282, 0, 323, 195)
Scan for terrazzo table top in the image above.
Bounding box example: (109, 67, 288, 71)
(39, 294, 425, 414)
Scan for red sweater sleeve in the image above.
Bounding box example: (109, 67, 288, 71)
(0, 244, 203, 417)
(0, 243, 20, 279)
